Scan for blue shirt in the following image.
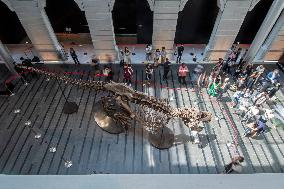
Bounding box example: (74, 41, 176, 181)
(267, 72, 279, 82)
(257, 120, 265, 130)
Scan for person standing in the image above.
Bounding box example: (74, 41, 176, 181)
(106, 66, 114, 82)
(103, 65, 113, 83)
(145, 44, 152, 62)
(144, 63, 153, 86)
(176, 44, 184, 63)
(119, 50, 125, 67)
(238, 49, 248, 69)
(20, 57, 37, 78)
(268, 83, 281, 99)
(70, 48, 80, 64)
(123, 64, 133, 86)
(246, 71, 259, 91)
(223, 51, 236, 74)
(163, 58, 171, 80)
(208, 76, 222, 97)
(160, 47, 167, 64)
(231, 88, 246, 107)
(178, 63, 189, 85)
(214, 58, 224, 73)
(91, 58, 100, 76)
(154, 49, 160, 67)
(124, 47, 132, 64)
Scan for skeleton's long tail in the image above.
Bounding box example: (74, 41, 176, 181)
(19, 66, 106, 91)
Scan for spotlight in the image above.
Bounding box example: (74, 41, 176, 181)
(34, 133, 42, 139)
(64, 160, 73, 168)
(24, 120, 32, 126)
(14, 109, 21, 114)
(49, 147, 57, 153)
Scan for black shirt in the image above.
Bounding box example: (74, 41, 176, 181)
(177, 46, 184, 55)
(164, 61, 171, 70)
(22, 59, 33, 67)
(70, 51, 77, 58)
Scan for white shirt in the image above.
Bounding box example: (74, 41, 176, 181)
(146, 46, 152, 54)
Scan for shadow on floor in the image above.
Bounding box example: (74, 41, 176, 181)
(198, 134, 217, 149)
(174, 134, 192, 145)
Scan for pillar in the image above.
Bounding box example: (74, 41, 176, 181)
(256, 10, 284, 61)
(204, 0, 260, 61)
(0, 40, 18, 75)
(151, 0, 183, 58)
(74, 0, 117, 61)
(244, 0, 284, 62)
(3, 0, 66, 61)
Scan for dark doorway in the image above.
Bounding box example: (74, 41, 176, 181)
(112, 0, 153, 44)
(234, 0, 274, 44)
(136, 0, 153, 44)
(45, 0, 89, 33)
(175, 0, 218, 44)
(112, 0, 137, 34)
(0, 1, 27, 44)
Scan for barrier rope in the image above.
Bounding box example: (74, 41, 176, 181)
(211, 97, 239, 154)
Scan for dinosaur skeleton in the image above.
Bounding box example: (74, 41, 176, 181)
(21, 67, 212, 135)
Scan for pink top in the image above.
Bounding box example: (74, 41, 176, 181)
(178, 65, 189, 77)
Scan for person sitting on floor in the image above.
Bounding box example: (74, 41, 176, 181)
(241, 105, 260, 123)
(232, 88, 246, 107)
(253, 91, 269, 106)
(244, 119, 266, 138)
(223, 156, 244, 174)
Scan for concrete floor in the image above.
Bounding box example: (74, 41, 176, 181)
(5, 44, 207, 64)
(0, 63, 284, 175)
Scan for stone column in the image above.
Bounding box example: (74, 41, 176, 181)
(151, 0, 181, 58)
(0, 40, 18, 75)
(245, 0, 284, 62)
(203, 0, 260, 61)
(256, 10, 284, 61)
(3, 0, 66, 61)
(74, 0, 117, 61)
